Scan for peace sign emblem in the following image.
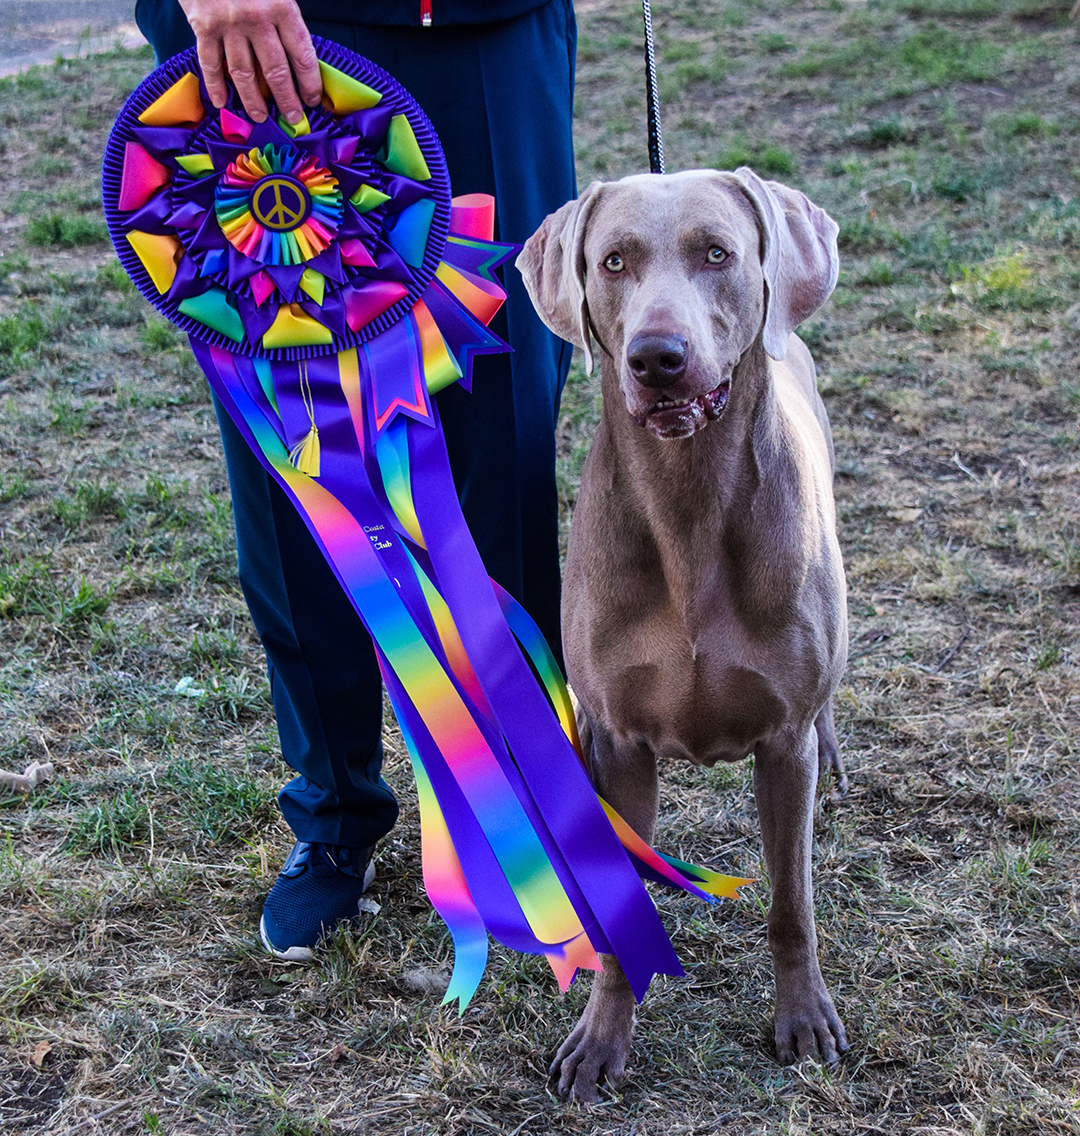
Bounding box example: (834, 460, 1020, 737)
(250, 176, 311, 232)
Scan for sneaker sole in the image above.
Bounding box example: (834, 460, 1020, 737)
(259, 913, 316, 962)
(259, 858, 377, 962)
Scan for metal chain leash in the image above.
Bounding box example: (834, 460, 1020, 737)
(641, 0, 665, 174)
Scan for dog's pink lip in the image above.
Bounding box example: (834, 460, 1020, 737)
(701, 376, 731, 420)
(636, 377, 731, 439)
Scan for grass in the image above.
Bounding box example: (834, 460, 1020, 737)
(716, 136, 798, 177)
(0, 10, 1079, 1136)
(0, 311, 46, 375)
(25, 212, 108, 248)
(955, 250, 1060, 312)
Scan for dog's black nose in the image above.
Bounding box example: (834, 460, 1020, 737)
(626, 334, 688, 387)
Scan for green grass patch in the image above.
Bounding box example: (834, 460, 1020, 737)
(895, 25, 1004, 85)
(201, 670, 273, 722)
(932, 171, 985, 202)
(759, 32, 797, 54)
(0, 557, 53, 620)
(31, 155, 70, 179)
(50, 481, 127, 530)
(59, 578, 112, 626)
(956, 251, 1060, 312)
(63, 785, 151, 856)
(777, 26, 1002, 88)
(993, 111, 1060, 138)
(662, 41, 702, 63)
(163, 756, 277, 846)
(48, 394, 90, 437)
(0, 474, 27, 503)
(189, 628, 243, 666)
(857, 258, 899, 287)
(140, 316, 183, 352)
(858, 118, 920, 149)
(97, 257, 135, 293)
(0, 959, 93, 1017)
(776, 36, 886, 80)
(716, 138, 797, 177)
(0, 560, 110, 626)
(837, 217, 910, 254)
(26, 211, 108, 248)
(659, 60, 712, 101)
(0, 309, 46, 374)
(39, 131, 69, 153)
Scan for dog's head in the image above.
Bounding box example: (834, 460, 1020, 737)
(517, 169, 839, 440)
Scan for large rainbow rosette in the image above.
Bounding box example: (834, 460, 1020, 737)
(104, 44, 455, 359)
(102, 42, 748, 1011)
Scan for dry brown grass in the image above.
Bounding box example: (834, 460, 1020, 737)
(1, 0, 1079, 1131)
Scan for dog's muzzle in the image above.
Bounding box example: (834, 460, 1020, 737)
(624, 333, 731, 439)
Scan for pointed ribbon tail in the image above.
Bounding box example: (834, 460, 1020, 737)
(380, 654, 488, 1013)
(546, 930, 605, 994)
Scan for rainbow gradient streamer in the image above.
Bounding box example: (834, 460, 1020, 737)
(103, 41, 751, 1013)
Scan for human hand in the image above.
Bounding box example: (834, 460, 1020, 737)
(177, 0, 321, 125)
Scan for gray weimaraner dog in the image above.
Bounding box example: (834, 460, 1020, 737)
(517, 168, 849, 1102)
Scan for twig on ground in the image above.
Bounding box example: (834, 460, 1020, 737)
(935, 630, 970, 673)
(951, 452, 979, 481)
(74, 1096, 155, 1130)
(848, 628, 892, 664)
(0, 760, 54, 793)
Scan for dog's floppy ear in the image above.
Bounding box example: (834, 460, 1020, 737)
(516, 181, 605, 374)
(729, 167, 839, 361)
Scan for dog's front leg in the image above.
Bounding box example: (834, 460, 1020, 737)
(550, 720, 658, 1104)
(754, 724, 849, 1066)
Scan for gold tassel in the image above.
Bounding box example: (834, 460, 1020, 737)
(288, 361, 321, 478)
(289, 426, 320, 476)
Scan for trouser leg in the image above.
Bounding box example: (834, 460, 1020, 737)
(213, 397, 399, 849)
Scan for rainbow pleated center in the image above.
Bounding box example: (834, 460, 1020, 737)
(215, 144, 343, 266)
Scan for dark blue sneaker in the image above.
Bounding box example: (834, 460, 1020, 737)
(259, 842, 376, 962)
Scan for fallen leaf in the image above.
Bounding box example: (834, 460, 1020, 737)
(31, 1041, 52, 1068)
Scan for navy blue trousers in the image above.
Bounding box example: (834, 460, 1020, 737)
(138, 2, 576, 848)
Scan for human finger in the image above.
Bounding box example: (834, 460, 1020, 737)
(276, 5, 322, 107)
(250, 28, 305, 124)
(222, 32, 268, 122)
(196, 33, 230, 109)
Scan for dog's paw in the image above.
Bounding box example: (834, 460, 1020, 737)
(549, 1017, 631, 1104)
(773, 985, 849, 1067)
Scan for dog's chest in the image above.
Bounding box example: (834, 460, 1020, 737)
(582, 599, 788, 765)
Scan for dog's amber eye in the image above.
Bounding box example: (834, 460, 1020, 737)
(706, 247, 729, 265)
(603, 253, 625, 273)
